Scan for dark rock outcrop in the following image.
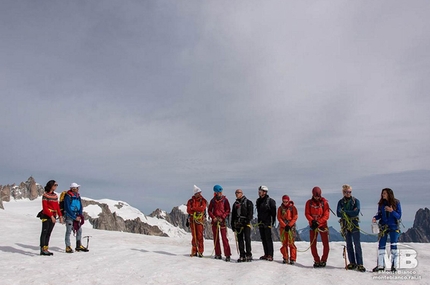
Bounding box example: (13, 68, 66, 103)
(399, 208, 430, 242)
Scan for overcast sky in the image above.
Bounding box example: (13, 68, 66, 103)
(1, 1, 429, 229)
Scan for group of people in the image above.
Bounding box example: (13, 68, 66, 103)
(186, 184, 402, 273)
(38, 180, 89, 256)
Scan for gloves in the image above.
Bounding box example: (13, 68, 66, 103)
(284, 225, 291, 232)
(310, 220, 319, 230)
(186, 220, 190, 228)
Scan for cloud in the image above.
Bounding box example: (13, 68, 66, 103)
(1, 1, 429, 218)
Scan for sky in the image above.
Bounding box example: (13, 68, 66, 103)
(0, 198, 428, 284)
(1, 1, 430, 229)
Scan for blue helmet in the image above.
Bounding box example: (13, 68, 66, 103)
(213, 185, 223, 193)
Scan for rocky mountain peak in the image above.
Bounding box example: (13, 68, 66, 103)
(400, 207, 430, 242)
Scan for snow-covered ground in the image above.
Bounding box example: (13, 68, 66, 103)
(1, 198, 428, 285)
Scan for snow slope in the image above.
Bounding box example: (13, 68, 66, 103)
(0, 199, 428, 285)
(83, 197, 188, 237)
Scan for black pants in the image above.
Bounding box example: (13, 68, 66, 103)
(259, 226, 274, 256)
(237, 226, 252, 258)
(40, 219, 55, 247)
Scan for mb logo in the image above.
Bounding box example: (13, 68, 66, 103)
(380, 245, 418, 269)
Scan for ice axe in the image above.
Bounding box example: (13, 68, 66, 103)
(83, 235, 92, 249)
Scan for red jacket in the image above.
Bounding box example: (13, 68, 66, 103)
(277, 201, 298, 228)
(305, 197, 330, 228)
(42, 192, 62, 218)
(208, 196, 230, 224)
(187, 195, 207, 223)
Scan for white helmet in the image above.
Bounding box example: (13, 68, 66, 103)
(259, 185, 268, 192)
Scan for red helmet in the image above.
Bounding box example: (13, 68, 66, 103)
(282, 195, 290, 202)
(312, 187, 322, 197)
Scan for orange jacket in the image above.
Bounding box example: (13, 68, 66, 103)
(187, 195, 207, 223)
(277, 201, 298, 228)
(305, 197, 330, 228)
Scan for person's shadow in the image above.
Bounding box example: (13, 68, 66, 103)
(0, 244, 37, 256)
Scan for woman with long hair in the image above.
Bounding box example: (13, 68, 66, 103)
(372, 188, 402, 272)
(39, 180, 63, 255)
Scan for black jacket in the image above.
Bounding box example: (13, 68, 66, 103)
(256, 194, 276, 226)
(231, 196, 253, 230)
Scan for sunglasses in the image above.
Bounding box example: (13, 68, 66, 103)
(235, 192, 242, 194)
(344, 191, 352, 194)
(54, 184, 58, 186)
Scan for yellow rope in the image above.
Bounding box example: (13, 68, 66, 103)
(296, 228, 320, 253)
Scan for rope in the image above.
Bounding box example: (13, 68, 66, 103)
(296, 228, 320, 253)
(192, 212, 204, 224)
(339, 212, 378, 237)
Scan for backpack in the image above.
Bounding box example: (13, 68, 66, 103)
(59, 191, 68, 216)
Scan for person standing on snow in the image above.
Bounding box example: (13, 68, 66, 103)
(187, 185, 207, 257)
(231, 189, 254, 262)
(277, 195, 298, 265)
(336, 184, 365, 272)
(208, 184, 232, 262)
(305, 186, 330, 268)
(372, 188, 402, 273)
(39, 180, 63, 256)
(256, 185, 276, 261)
(64, 183, 89, 253)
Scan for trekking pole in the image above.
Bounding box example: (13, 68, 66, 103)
(211, 221, 220, 257)
(83, 236, 92, 249)
(234, 230, 239, 255)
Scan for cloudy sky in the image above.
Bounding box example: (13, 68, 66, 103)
(1, 1, 429, 228)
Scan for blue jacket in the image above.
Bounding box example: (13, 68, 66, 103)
(337, 197, 360, 227)
(64, 190, 83, 220)
(373, 200, 402, 231)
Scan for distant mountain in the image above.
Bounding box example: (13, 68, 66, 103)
(0, 176, 43, 209)
(298, 226, 343, 242)
(399, 208, 430, 242)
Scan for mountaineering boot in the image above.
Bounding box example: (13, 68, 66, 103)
(313, 262, 321, 268)
(237, 257, 246, 263)
(40, 246, 53, 256)
(319, 261, 326, 267)
(65, 246, 74, 253)
(372, 266, 385, 272)
(347, 263, 357, 270)
(214, 255, 222, 260)
(289, 260, 295, 265)
(282, 258, 288, 264)
(197, 252, 203, 258)
(259, 255, 267, 260)
(266, 255, 273, 261)
(245, 255, 252, 262)
(357, 265, 366, 272)
(391, 266, 397, 273)
(225, 256, 230, 262)
(75, 240, 89, 252)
